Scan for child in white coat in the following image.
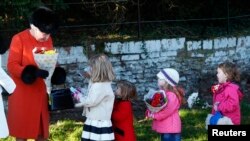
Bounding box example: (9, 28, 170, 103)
(0, 44, 16, 138)
(75, 54, 115, 141)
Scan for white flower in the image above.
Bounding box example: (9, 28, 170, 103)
(187, 92, 199, 108)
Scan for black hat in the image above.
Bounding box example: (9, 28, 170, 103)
(29, 6, 59, 34)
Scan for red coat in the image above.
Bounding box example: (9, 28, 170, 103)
(7, 29, 52, 138)
(111, 100, 136, 141)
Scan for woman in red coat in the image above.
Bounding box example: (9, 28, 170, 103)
(7, 7, 64, 141)
(111, 80, 137, 141)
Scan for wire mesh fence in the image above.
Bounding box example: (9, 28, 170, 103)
(1, 0, 250, 45)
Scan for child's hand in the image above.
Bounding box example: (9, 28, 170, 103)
(213, 102, 220, 111)
(75, 102, 84, 108)
(70, 87, 83, 103)
(72, 93, 81, 103)
(211, 84, 220, 94)
(145, 110, 154, 119)
(145, 110, 150, 118)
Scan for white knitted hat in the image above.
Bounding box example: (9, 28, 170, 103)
(157, 68, 179, 86)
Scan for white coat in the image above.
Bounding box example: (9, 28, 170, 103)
(0, 66, 16, 138)
(0, 87, 9, 138)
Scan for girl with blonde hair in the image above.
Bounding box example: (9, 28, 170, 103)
(76, 53, 115, 141)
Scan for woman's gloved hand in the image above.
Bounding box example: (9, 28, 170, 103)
(21, 65, 48, 84)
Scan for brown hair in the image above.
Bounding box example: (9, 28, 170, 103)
(218, 61, 240, 83)
(162, 84, 186, 105)
(116, 80, 137, 101)
(89, 54, 115, 82)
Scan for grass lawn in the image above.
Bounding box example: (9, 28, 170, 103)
(1, 101, 250, 141)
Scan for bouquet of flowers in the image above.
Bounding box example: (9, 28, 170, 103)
(144, 89, 168, 113)
(70, 87, 84, 103)
(32, 47, 58, 94)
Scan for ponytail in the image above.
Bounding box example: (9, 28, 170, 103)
(164, 84, 186, 105)
(173, 86, 186, 105)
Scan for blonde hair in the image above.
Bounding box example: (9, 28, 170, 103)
(117, 80, 137, 101)
(218, 61, 240, 83)
(89, 54, 115, 82)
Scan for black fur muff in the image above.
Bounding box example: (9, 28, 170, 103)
(21, 65, 38, 84)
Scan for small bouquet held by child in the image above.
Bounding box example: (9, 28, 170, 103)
(144, 89, 168, 113)
(32, 47, 58, 94)
(70, 87, 86, 104)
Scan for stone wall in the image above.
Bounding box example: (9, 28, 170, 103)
(1, 36, 250, 107)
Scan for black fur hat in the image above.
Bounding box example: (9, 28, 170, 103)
(29, 6, 59, 34)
